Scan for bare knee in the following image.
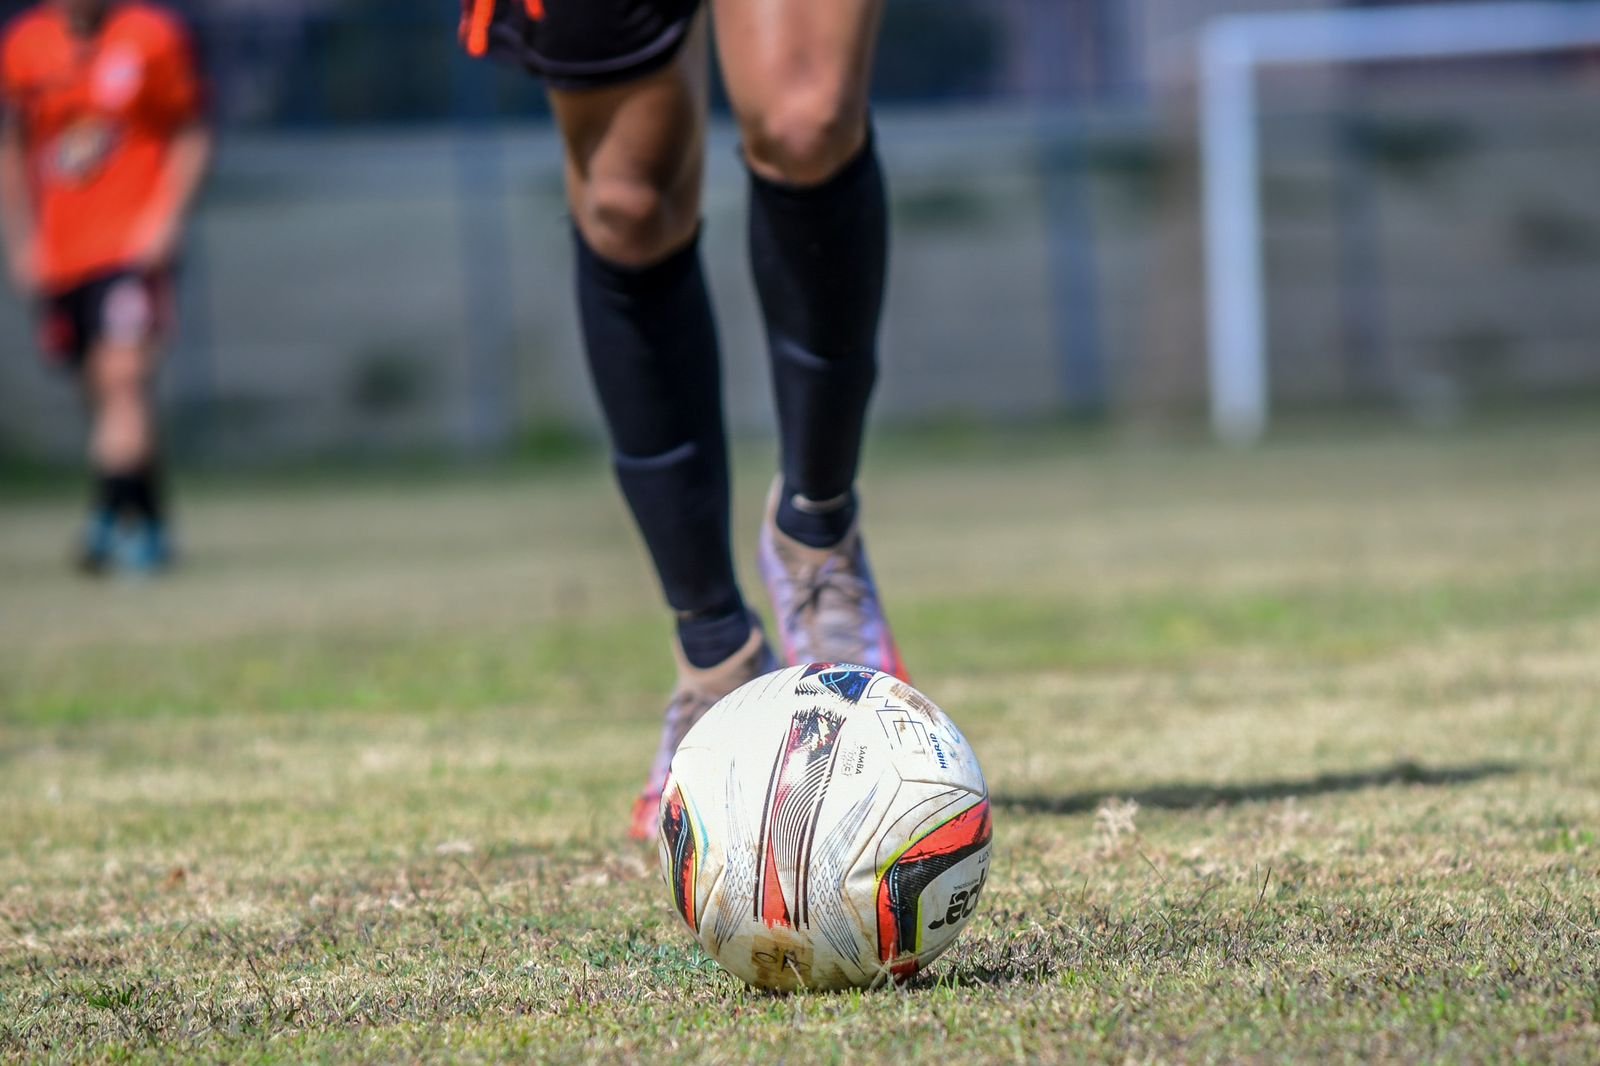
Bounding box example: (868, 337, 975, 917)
(575, 173, 700, 266)
(739, 91, 868, 186)
(90, 346, 151, 397)
(87, 347, 155, 468)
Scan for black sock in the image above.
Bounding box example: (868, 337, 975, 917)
(676, 604, 753, 669)
(749, 128, 887, 510)
(125, 463, 165, 526)
(95, 472, 122, 520)
(574, 227, 745, 635)
(775, 484, 858, 549)
(95, 471, 138, 523)
(97, 464, 165, 526)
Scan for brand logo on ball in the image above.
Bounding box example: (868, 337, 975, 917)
(875, 798, 992, 977)
(927, 866, 988, 930)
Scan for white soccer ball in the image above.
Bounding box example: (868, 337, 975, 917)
(657, 663, 992, 991)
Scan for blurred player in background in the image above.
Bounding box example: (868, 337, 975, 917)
(1, 0, 210, 574)
(461, 0, 906, 836)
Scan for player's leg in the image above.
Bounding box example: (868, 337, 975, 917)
(61, 273, 170, 574)
(714, 0, 906, 678)
(84, 333, 169, 574)
(36, 289, 114, 572)
(546, 18, 776, 837)
(552, 17, 756, 664)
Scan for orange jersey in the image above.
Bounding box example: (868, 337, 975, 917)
(1, 2, 203, 290)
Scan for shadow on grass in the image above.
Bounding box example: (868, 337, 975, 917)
(930, 760, 1526, 993)
(992, 759, 1520, 817)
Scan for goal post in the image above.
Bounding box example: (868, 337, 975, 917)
(1199, 1, 1600, 444)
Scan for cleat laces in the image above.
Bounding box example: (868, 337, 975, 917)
(787, 557, 873, 667)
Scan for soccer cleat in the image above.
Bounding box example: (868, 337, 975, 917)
(629, 620, 779, 841)
(122, 521, 175, 576)
(758, 479, 909, 681)
(74, 511, 119, 576)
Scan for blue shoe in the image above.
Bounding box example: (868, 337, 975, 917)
(75, 511, 120, 576)
(122, 521, 175, 575)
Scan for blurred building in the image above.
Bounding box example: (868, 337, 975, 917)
(2, 0, 1598, 461)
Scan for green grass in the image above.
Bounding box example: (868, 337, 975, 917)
(3, 417, 1600, 1062)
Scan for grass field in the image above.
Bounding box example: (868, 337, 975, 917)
(3, 417, 1599, 1063)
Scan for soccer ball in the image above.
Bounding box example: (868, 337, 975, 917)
(656, 663, 992, 991)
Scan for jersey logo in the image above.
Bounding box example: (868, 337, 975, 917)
(49, 120, 119, 183)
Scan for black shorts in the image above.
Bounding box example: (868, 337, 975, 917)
(472, 0, 701, 90)
(38, 269, 173, 373)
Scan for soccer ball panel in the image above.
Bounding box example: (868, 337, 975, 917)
(856, 673, 986, 794)
(871, 790, 992, 978)
(657, 783, 704, 932)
